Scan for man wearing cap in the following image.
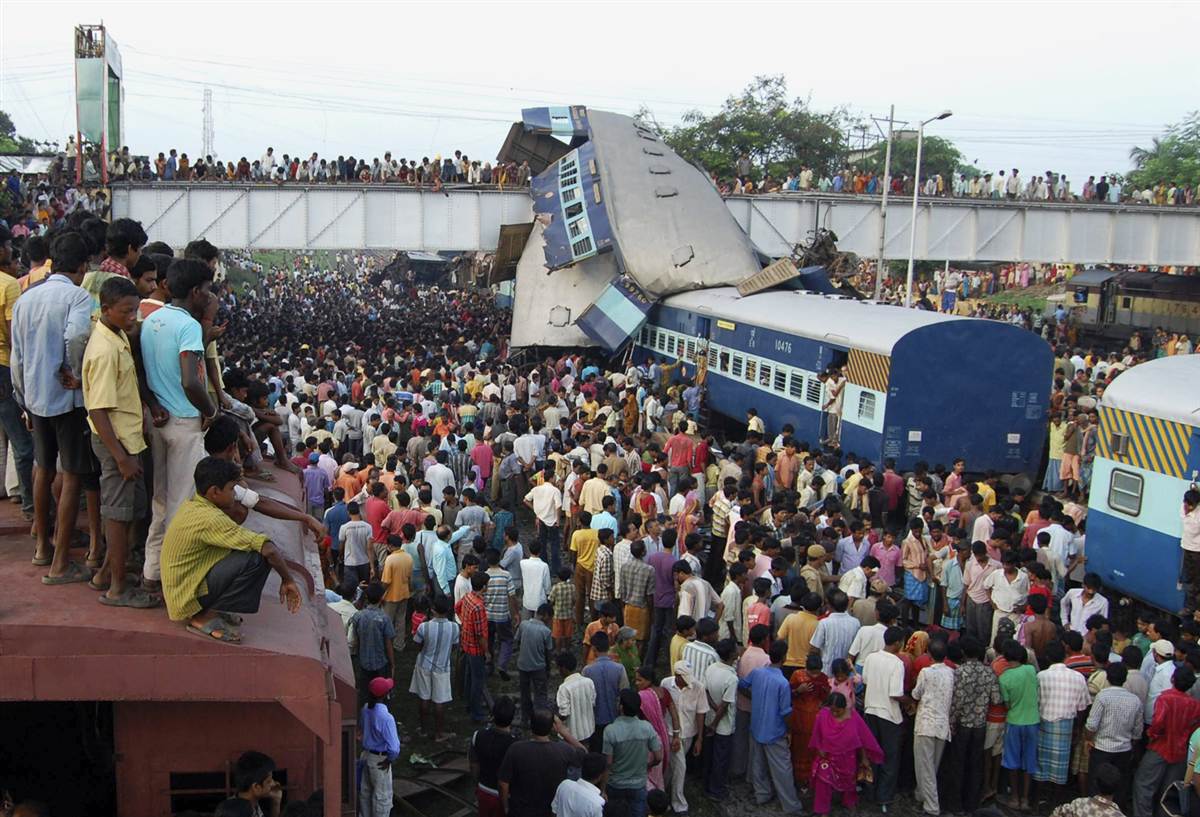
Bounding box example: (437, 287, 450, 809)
(1144, 639, 1180, 725)
(800, 545, 829, 597)
(303, 451, 331, 520)
(360, 676, 400, 817)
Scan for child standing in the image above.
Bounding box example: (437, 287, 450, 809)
(548, 566, 577, 652)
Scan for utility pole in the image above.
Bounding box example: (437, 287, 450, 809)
(872, 105, 899, 300)
(202, 87, 214, 158)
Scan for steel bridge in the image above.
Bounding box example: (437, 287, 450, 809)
(112, 184, 1200, 265)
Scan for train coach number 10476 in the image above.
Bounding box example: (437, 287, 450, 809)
(775, 339, 793, 354)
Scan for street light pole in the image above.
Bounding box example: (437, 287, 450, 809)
(904, 109, 952, 308)
(873, 104, 895, 300)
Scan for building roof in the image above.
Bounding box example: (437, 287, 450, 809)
(661, 286, 970, 356)
(1101, 355, 1200, 428)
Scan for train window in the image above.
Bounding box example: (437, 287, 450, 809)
(686, 339, 697, 361)
(719, 350, 730, 373)
(1109, 431, 1130, 457)
(745, 359, 757, 382)
(788, 372, 805, 399)
(655, 331, 665, 352)
(1108, 469, 1143, 516)
(858, 392, 877, 421)
(667, 336, 677, 356)
(1121, 296, 1132, 309)
(759, 364, 772, 387)
(707, 346, 718, 370)
(805, 378, 823, 405)
(774, 369, 787, 393)
(731, 355, 744, 378)
(640, 326, 650, 345)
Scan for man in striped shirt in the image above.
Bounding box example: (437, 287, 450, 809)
(161, 457, 302, 644)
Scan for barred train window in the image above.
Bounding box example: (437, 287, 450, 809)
(759, 364, 772, 387)
(858, 392, 876, 421)
(805, 378, 823, 405)
(788, 372, 805, 399)
(731, 355, 744, 378)
(774, 369, 788, 393)
(719, 351, 730, 373)
(745, 360, 757, 382)
(1108, 469, 1143, 516)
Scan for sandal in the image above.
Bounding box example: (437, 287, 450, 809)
(89, 572, 142, 592)
(31, 554, 51, 567)
(219, 612, 244, 626)
(99, 586, 162, 609)
(249, 469, 276, 482)
(186, 618, 242, 643)
(42, 561, 93, 585)
(86, 555, 104, 570)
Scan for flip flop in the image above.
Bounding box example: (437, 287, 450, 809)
(99, 586, 162, 609)
(86, 556, 104, 569)
(89, 572, 142, 592)
(249, 470, 276, 482)
(42, 561, 93, 585)
(31, 555, 51, 567)
(186, 618, 242, 643)
(218, 612, 244, 626)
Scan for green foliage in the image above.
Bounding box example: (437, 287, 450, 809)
(653, 76, 851, 180)
(0, 110, 37, 154)
(862, 135, 965, 183)
(1127, 111, 1200, 190)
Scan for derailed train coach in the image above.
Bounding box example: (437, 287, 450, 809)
(1085, 355, 1200, 614)
(633, 286, 1053, 476)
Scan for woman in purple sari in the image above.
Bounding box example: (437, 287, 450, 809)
(808, 692, 884, 815)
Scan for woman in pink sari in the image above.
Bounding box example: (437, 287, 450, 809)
(674, 477, 702, 542)
(635, 666, 677, 791)
(808, 693, 884, 816)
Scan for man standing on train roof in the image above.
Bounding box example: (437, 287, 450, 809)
(1182, 489, 1200, 615)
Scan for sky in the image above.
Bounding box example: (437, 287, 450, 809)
(2, 0, 1196, 185)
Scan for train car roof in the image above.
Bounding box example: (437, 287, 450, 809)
(659, 286, 972, 356)
(1101, 355, 1200, 427)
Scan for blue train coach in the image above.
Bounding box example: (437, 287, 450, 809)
(1085, 355, 1200, 613)
(632, 286, 1052, 475)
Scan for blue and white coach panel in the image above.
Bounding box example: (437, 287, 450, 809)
(635, 287, 1051, 475)
(1086, 355, 1200, 612)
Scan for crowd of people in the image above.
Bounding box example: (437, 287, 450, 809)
(4, 204, 1200, 817)
(721, 156, 1198, 208)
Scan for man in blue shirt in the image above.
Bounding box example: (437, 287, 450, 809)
(11, 231, 97, 585)
(582, 630, 631, 752)
(360, 676, 400, 817)
(140, 257, 217, 590)
(738, 639, 804, 815)
(323, 486, 350, 567)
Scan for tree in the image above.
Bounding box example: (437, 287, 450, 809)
(650, 76, 851, 181)
(862, 134, 965, 184)
(0, 110, 38, 154)
(1127, 111, 1200, 190)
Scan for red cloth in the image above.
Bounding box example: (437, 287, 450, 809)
(1148, 689, 1200, 763)
(456, 591, 489, 656)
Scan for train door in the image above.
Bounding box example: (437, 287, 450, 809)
(696, 316, 711, 340)
(1101, 279, 1118, 325)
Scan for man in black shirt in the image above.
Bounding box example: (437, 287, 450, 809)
(1096, 175, 1111, 203)
(470, 697, 518, 817)
(498, 708, 586, 817)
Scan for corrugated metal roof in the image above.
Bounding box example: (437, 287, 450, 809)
(1101, 355, 1200, 428)
(661, 286, 970, 356)
(1068, 268, 1119, 287)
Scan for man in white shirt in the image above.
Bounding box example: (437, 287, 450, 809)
(911, 639, 955, 816)
(550, 752, 606, 817)
(861, 627, 906, 809)
(519, 543, 551, 619)
(702, 639, 740, 799)
(1060, 573, 1110, 635)
(837, 556, 879, 607)
(849, 599, 898, 668)
(984, 553, 1030, 643)
(555, 651, 597, 744)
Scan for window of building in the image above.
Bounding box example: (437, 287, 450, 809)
(1108, 469, 1143, 516)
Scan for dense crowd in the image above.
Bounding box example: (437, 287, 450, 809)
(4, 209, 1200, 817)
(720, 156, 1197, 208)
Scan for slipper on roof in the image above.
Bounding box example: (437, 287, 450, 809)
(99, 587, 162, 609)
(186, 618, 242, 643)
(41, 561, 92, 585)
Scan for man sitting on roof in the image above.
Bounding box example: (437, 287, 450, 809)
(161, 456, 303, 643)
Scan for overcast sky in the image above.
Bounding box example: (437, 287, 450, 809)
(2, 1, 1195, 185)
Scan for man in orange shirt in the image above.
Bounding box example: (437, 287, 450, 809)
(380, 537, 414, 649)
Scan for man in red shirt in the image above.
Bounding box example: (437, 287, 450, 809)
(663, 424, 693, 496)
(1133, 665, 1200, 817)
(364, 482, 392, 542)
(456, 572, 491, 724)
(378, 492, 428, 543)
